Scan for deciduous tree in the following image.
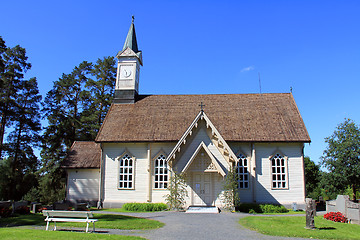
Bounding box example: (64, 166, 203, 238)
(304, 156, 321, 199)
(321, 119, 360, 201)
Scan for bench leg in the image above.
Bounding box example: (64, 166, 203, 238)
(54, 221, 57, 231)
(46, 221, 49, 231)
(86, 222, 89, 233)
(93, 222, 95, 233)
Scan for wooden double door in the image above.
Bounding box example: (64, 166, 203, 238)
(192, 172, 214, 206)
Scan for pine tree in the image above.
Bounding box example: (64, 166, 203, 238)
(0, 38, 32, 158)
(40, 61, 93, 203)
(39, 57, 116, 204)
(81, 56, 116, 139)
(0, 77, 41, 200)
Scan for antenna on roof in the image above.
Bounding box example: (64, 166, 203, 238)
(258, 72, 262, 94)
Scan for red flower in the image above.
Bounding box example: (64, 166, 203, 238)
(324, 212, 347, 223)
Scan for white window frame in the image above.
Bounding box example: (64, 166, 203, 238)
(235, 151, 250, 189)
(270, 151, 289, 190)
(117, 150, 135, 190)
(153, 150, 169, 190)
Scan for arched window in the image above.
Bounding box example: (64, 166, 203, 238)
(119, 153, 134, 189)
(236, 153, 249, 189)
(271, 153, 287, 189)
(154, 154, 168, 189)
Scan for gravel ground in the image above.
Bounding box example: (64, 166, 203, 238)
(92, 211, 314, 240)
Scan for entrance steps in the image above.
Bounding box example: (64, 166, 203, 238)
(186, 206, 220, 213)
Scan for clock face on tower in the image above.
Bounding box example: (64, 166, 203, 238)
(120, 66, 133, 79)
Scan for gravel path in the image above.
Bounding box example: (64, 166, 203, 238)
(93, 211, 313, 240)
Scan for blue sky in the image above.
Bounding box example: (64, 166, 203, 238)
(1, 0, 359, 165)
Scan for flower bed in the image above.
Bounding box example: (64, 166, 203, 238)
(324, 212, 348, 223)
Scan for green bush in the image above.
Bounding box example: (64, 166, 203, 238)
(259, 204, 288, 213)
(123, 203, 168, 212)
(238, 203, 262, 213)
(238, 203, 288, 213)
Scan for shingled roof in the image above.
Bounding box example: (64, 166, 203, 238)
(95, 93, 310, 143)
(62, 141, 101, 168)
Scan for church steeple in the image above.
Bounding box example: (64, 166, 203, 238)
(122, 16, 139, 53)
(114, 16, 142, 104)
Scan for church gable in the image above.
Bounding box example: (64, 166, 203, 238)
(167, 111, 236, 176)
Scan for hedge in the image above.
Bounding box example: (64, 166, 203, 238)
(238, 203, 289, 213)
(123, 203, 168, 212)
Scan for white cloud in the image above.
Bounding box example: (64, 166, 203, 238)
(241, 66, 255, 72)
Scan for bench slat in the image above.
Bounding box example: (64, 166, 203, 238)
(46, 218, 98, 222)
(43, 210, 94, 218)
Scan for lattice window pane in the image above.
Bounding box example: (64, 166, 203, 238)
(154, 154, 168, 189)
(119, 154, 134, 189)
(271, 153, 287, 189)
(236, 153, 249, 189)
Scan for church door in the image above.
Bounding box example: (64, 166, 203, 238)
(193, 173, 213, 206)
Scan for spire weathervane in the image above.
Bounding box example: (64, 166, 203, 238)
(199, 102, 205, 112)
(132, 15, 134, 23)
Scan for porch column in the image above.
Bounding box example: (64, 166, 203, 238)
(98, 144, 105, 208)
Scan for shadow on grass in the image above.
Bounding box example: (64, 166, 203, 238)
(0, 214, 44, 227)
(317, 227, 336, 230)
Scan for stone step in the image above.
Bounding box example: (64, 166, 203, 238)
(186, 206, 219, 213)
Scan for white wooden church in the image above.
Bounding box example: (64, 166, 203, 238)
(63, 18, 311, 209)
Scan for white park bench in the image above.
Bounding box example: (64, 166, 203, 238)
(43, 210, 98, 233)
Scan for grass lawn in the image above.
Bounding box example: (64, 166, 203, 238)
(253, 210, 305, 215)
(0, 213, 164, 230)
(0, 228, 144, 240)
(239, 215, 360, 240)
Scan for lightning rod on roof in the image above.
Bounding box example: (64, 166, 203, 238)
(258, 72, 262, 94)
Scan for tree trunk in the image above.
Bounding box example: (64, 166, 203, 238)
(352, 184, 357, 202)
(0, 110, 8, 159)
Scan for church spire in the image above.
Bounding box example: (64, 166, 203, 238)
(114, 16, 142, 104)
(122, 16, 139, 53)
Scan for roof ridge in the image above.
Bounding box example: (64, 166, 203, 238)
(137, 92, 291, 97)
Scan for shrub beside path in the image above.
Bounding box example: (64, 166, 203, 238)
(98, 211, 313, 240)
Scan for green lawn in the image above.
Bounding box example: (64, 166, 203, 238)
(0, 228, 144, 240)
(0, 213, 164, 230)
(239, 215, 360, 240)
(255, 210, 305, 215)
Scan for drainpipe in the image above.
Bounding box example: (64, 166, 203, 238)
(147, 143, 152, 202)
(251, 143, 256, 203)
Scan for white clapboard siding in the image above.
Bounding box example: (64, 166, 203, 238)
(229, 143, 253, 203)
(102, 142, 175, 206)
(150, 142, 174, 203)
(213, 174, 225, 207)
(99, 141, 305, 207)
(103, 143, 148, 204)
(254, 143, 305, 205)
(66, 169, 100, 202)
